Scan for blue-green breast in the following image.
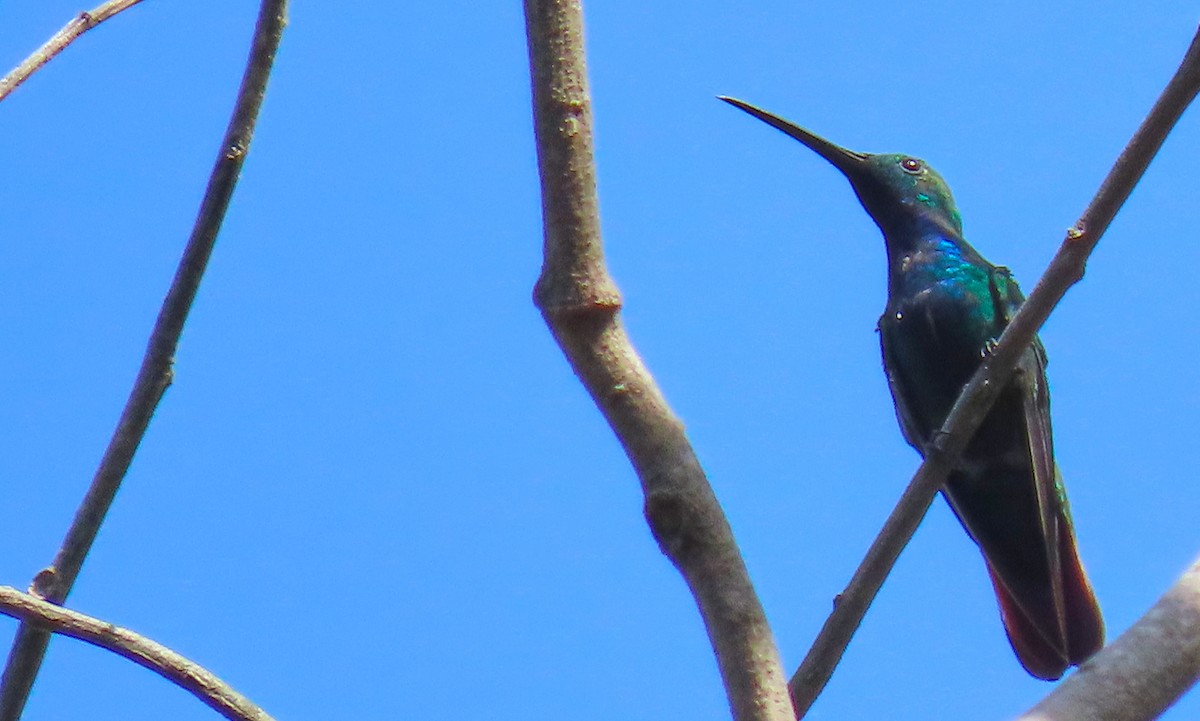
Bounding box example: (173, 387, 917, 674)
(879, 228, 1013, 454)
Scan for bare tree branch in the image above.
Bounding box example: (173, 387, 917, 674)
(0, 0, 148, 103)
(789, 23, 1200, 717)
(0, 1, 289, 718)
(1013, 556, 1200, 721)
(523, 1, 793, 719)
(788, 458, 951, 714)
(0, 588, 275, 721)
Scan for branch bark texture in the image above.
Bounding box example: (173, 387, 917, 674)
(0, 0, 147, 103)
(789, 23, 1200, 717)
(0, 1, 288, 718)
(0, 588, 275, 721)
(523, 1, 792, 719)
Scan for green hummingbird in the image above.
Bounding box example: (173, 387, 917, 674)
(720, 96, 1104, 679)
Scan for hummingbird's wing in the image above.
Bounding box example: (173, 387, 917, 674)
(991, 268, 1068, 648)
(982, 269, 1104, 677)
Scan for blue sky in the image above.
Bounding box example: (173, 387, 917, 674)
(2, 2, 1198, 719)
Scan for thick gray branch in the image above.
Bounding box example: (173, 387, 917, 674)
(523, 1, 793, 719)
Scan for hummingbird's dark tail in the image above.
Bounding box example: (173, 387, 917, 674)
(986, 520, 1105, 680)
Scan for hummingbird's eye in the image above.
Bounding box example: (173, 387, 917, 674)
(900, 157, 923, 174)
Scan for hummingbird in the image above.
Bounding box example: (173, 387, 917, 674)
(720, 96, 1104, 679)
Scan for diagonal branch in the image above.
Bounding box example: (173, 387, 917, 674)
(523, 1, 793, 719)
(1014, 555, 1200, 721)
(0, 0, 148, 104)
(0, 1, 288, 718)
(788, 23, 1200, 717)
(0, 588, 275, 721)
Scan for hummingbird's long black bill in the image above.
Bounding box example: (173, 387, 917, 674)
(718, 95, 870, 177)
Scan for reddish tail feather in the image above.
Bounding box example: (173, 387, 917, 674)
(986, 520, 1105, 680)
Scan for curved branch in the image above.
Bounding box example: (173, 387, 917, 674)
(0, 588, 275, 721)
(0, 1, 289, 718)
(789, 23, 1200, 717)
(1015, 556, 1200, 721)
(523, 1, 792, 719)
(0, 0, 148, 103)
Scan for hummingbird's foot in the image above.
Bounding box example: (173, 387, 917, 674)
(980, 337, 1000, 358)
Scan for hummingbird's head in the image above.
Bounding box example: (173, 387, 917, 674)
(849, 153, 963, 237)
(719, 96, 963, 238)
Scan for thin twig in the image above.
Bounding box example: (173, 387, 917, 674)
(0, 0, 147, 103)
(0, 588, 275, 721)
(1014, 555, 1200, 721)
(523, 1, 793, 719)
(0, 1, 288, 718)
(788, 23, 1200, 717)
